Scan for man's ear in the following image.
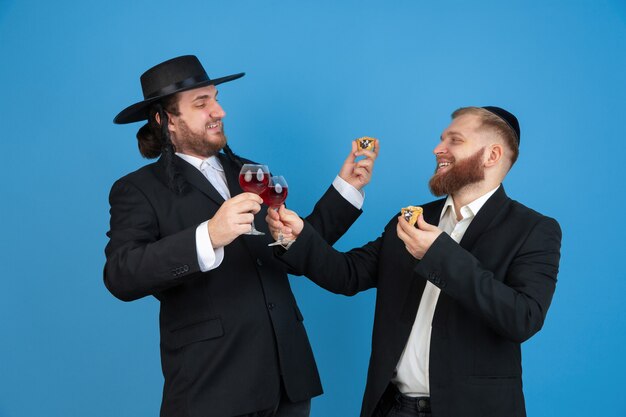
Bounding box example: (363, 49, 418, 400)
(167, 112, 177, 133)
(485, 144, 503, 167)
(155, 111, 177, 133)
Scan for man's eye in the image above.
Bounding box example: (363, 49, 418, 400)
(195, 104, 206, 108)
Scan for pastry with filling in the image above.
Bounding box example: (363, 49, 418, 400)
(401, 206, 423, 226)
(356, 136, 376, 151)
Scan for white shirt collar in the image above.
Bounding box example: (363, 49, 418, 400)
(439, 185, 501, 223)
(176, 153, 224, 172)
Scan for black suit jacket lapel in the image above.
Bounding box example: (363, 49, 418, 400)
(156, 155, 226, 205)
(423, 198, 446, 226)
(458, 185, 510, 251)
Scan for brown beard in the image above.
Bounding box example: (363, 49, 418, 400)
(429, 147, 485, 196)
(173, 119, 227, 158)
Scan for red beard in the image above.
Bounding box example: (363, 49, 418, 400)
(429, 147, 485, 196)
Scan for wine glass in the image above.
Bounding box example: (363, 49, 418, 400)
(261, 176, 290, 246)
(238, 164, 270, 235)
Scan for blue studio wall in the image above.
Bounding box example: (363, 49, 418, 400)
(1, 0, 625, 416)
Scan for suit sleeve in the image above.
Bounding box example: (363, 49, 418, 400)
(103, 179, 201, 301)
(415, 216, 562, 343)
(277, 220, 379, 295)
(303, 185, 362, 246)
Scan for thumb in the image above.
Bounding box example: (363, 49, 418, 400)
(267, 207, 280, 220)
(278, 204, 294, 221)
(350, 139, 358, 155)
(340, 142, 358, 172)
(416, 214, 435, 230)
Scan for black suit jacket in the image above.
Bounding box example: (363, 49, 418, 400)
(104, 154, 361, 417)
(278, 186, 562, 417)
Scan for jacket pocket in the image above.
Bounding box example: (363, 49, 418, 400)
(166, 318, 224, 350)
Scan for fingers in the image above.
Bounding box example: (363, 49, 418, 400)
(265, 212, 284, 230)
(234, 212, 255, 225)
(342, 141, 359, 166)
(397, 217, 424, 259)
(227, 194, 262, 215)
(416, 214, 435, 231)
(350, 139, 358, 155)
(355, 156, 375, 170)
(278, 205, 304, 236)
(396, 216, 413, 242)
(354, 148, 378, 161)
(267, 207, 280, 220)
(352, 158, 375, 177)
(354, 139, 380, 160)
(277, 205, 298, 221)
(397, 215, 416, 233)
(396, 222, 406, 240)
(229, 192, 263, 205)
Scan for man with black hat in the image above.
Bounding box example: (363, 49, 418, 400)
(104, 55, 378, 417)
(266, 106, 562, 417)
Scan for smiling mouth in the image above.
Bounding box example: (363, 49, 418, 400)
(437, 161, 452, 171)
(206, 121, 221, 130)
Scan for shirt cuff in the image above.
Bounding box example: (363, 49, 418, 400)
(196, 221, 224, 272)
(332, 175, 364, 210)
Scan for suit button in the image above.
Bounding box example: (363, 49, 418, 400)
(256, 258, 263, 267)
(268, 303, 275, 310)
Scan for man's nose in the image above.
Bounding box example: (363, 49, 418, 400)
(211, 101, 226, 119)
(433, 142, 446, 155)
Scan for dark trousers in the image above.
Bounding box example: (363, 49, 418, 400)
(373, 384, 432, 417)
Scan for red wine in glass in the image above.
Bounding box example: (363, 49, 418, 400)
(239, 170, 270, 194)
(238, 164, 270, 235)
(261, 178, 288, 207)
(264, 176, 290, 246)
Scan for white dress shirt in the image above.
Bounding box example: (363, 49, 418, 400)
(176, 153, 364, 272)
(392, 186, 500, 397)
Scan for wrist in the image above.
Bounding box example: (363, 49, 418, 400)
(206, 219, 221, 248)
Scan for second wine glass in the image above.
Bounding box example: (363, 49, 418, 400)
(261, 176, 290, 246)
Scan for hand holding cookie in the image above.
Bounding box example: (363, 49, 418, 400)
(397, 206, 443, 260)
(338, 137, 380, 191)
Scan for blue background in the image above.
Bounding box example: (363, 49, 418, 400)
(1, 0, 625, 416)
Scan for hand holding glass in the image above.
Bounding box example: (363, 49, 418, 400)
(261, 176, 290, 246)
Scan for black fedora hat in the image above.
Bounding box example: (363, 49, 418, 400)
(114, 55, 244, 124)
